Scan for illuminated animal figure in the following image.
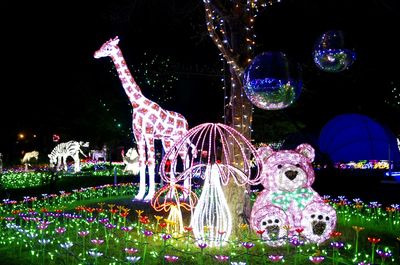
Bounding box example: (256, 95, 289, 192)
(121, 147, 140, 175)
(48, 141, 89, 172)
(21, 151, 39, 164)
(95, 36, 194, 201)
(250, 144, 336, 246)
(90, 145, 108, 161)
(21, 151, 39, 171)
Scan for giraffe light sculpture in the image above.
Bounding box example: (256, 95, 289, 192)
(94, 36, 194, 201)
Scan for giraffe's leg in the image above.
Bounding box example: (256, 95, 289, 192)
(161, 139, 175, 199)
(134, 136, 147, 200)
(144, 137, 156, 201)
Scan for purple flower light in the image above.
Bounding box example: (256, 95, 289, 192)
(121, 226, 133, 232)
(197, 242, 208, 249)
(289, 237, 305, 247)
(162, 234, 172, 241)
(143, 230, 153, 237)
(330, 241, 345, 249)
(99, 218, 109, 224)
(86, 217, 96, 223)
(241, 242, 255, 249)
(376, 249, 392, 259)
(309, 256, 325, 264)
(105, 223, 116, 229)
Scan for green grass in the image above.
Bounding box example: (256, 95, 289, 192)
(0, 167, 399, 264)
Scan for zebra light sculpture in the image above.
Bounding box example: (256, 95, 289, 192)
(21, 151, 39, 171)
(48, 141, 89, 172)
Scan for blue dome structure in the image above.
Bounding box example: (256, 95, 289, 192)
(319, 113, 400, 163)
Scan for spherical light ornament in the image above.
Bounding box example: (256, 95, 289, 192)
(243, 52, 302, 110)
(313, 30, 356, 72)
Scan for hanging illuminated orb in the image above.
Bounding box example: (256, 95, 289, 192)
(313, 30, 356, 72)
(243, 51, 302, 110)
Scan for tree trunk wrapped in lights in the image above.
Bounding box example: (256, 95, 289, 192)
(157, 123, 263, 246)
(202, 0, 281, 235)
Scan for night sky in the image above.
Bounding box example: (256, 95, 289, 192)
(1, 0, 399, 163)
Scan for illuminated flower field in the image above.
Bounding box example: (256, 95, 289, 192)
(0, 177, 398, 265)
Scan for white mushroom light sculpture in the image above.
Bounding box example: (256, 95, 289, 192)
(154, 123, 263, 246)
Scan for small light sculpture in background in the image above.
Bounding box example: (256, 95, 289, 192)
(121, 148, 140, 175)
(48, 141, 89, 173)
(21, 151, 39, 171)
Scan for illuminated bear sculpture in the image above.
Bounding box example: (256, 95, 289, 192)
(250, 143, 336, 246)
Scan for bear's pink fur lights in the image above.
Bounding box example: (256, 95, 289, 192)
(250, 143, 336, 246)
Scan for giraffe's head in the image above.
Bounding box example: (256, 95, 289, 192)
(94, 36, 120, 59)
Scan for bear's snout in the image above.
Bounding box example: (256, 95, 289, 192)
(285, 170, 298, 180)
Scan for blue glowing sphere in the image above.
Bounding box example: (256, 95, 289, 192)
(313, 30, 356, 72)
(243, 51, 302, 110)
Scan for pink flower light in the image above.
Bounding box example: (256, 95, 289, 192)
(164, 255, 179, 263)
(268, 255, 284, 262)
(55, 227, 66, 234)
(78, 230, 90, 237)
(124, 248, 139, 254)
(215, 255, 229, 262)
(91, 239, 105, 245)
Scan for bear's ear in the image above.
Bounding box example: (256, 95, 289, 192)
(257, 145, 275, 159)
(295, 143, 315, 162)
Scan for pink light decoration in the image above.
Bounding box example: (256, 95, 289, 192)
(94, 36, 194, 201)
(250, 144, 336, 246)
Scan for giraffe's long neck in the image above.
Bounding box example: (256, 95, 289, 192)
(110, 48, 144, 106)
